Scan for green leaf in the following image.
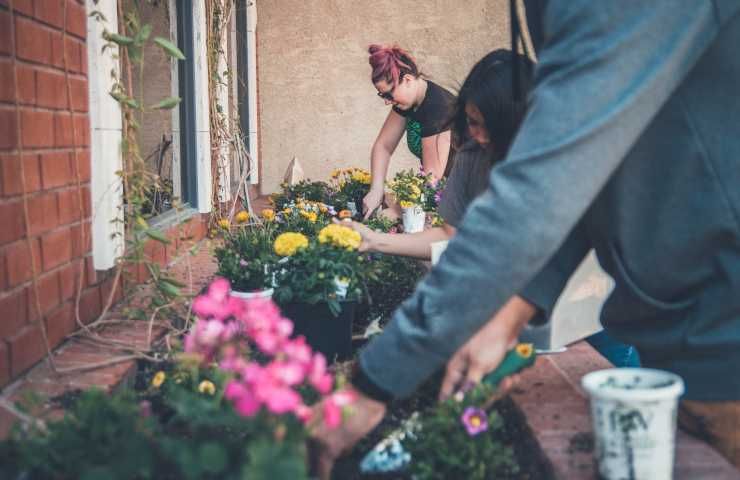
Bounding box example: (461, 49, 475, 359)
(149, 96, 181, 110)
(154, 36, 186, 60)
(135, 24, 152, 44)
(160, 277, 186, 288)
(103, 32, 134, 46)
(158, 281, 181, 298)
(109, 91, 140, 109)
(198, 443, 228, 474)
(145, 228, 171, 244)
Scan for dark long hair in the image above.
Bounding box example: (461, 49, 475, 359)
(450, 49, 534, 159)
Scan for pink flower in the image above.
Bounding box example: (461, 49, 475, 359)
(309, 354, 333, 394)
(191, 277, 234, 320)
(254, 330, 282, 355)
(265, 386, 302, 414)
(461, 407, 488, 436)
(283, 337, 313, 366)
(268, 361, 306, 386)
(225, 380, 262, 417)
(323, 390, 357, 429)
(295, 404, 313, 424)
(198, 319, 225, 347)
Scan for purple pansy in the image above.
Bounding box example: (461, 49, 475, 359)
(461, 406, 488, 436)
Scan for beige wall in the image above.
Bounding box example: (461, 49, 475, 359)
(256, 0, 510, 194)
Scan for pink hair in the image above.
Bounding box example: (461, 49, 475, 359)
(368, 44, 420, 85)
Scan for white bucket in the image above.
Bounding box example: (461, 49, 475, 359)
(231, 288, 274, 300)
(581, 368, 685, 480)
(333, 277, 350, 299)
(401, 205, 425, 233)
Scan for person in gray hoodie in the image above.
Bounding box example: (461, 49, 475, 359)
(310, 1, 740, 476)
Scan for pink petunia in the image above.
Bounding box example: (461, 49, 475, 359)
(268, 361, 306, 386)
(322, 390, 357, 429)
(461, 406, 488, 436)
(265, 386, 302, 414)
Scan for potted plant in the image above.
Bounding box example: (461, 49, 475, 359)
(273, 199, 334, 236)
(331, 167, 371, 219)
(214, 210, 278, 299)
(388, 169, 430, 233)
(269, 179, 336, 210)
(272, 224, 367, 361)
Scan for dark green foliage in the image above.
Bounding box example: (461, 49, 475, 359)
(215, 224, 277, 292)
(405, 385, 520, 480)
(270, 180, 336, 210)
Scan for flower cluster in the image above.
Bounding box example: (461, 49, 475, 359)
(331, 167, 372, 187)
(318, 224, 362, 251)
(273, 198, 335, 236)
(184, 278, 354, 425)
(387, 169, 429, 208)
(274, 232, 309, 257)
(331, 168, 372, 217)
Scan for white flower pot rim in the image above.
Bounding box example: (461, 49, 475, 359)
(581, 368, 685, 402)
(231, 288, 275, 299)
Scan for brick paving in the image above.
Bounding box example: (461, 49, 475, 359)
(510, 341, 740, 479)
(0, 237, 218, 438)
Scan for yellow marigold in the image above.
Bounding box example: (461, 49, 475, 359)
(307, 211, 318, 223)
(198, 380, 216, 395)
(261, 208, 275, 221)
(235, 210, 250, 224)
(217, 219, 230, 230)
(318, 203, 328, 213)
(151, 371, 166, 388)
(338, 209, 352, 219)
(351, 170, 371, 185)
(274, 232, 309, 256)
(282, 208, 292, 215)
(318, 224, 362, 250)
(410, 184, 422, 199)
(399, 200, 415, 208)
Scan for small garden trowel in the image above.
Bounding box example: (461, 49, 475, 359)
(359, 343, 538, 474)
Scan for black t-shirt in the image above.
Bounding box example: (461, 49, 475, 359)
(393, 80, 455, 137)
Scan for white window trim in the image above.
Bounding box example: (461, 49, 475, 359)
(87, 0, 124, 271)
(246, 0, 259, 184)
(193, 0, 213, 213)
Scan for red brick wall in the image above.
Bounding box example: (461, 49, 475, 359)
(0, 0, 106, 389)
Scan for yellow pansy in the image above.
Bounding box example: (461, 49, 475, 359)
(151, 371, 166, 388)
(217, 219, 230, 230)
(399, 200, 415, 208)
(235, 211, 250, 224)
(261, 208, 275, 221)
(198, 380, 216, 395)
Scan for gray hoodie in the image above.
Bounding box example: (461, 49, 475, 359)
(359, 0, 740, 401)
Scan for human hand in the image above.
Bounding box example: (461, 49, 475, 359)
(332, 218, 377, 252)
(362, 188, 384, 220)
(439, 296, 536, 401)
(308, 386, 387, 480)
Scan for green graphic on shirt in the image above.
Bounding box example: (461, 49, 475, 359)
(406, 119, 423, 159)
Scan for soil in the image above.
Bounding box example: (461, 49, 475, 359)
(331, 371, 553, 480)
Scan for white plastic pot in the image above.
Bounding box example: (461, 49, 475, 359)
(581, 368, 685, 480)
(231, 288, 274, 300)
(401, 205, 425, 233)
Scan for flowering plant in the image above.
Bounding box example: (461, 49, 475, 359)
(331, 167, 371, 216)
(214, 212, 278, 292)
(387, 169, 429, 208)
(403, 383, 520, 479)
(273, 225, 367, 315)
(270, 180, 336, 210)
(273, 199, 334, 236)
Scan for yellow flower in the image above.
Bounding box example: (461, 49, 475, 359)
(217, 219, 230, 230)
(198, 380, 216, 395)
(318, 203, 328, 213)
(299, 210, 317, 223)
(351, 170, 372, 185)
(410, 184, 422, 199)
(318, 224, 362, 250)
(399, 200, 415, 208)
(274, 232, 309, 256)
(235, 210, 250, 224)
(151, 371, 166, 388)
(331, 169, 340, 179)
(261, 208, 275, 221)
(283, 208, 292, 215)
(516, 343, 534, 358)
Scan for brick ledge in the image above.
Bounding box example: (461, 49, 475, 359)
(509, 341, 740, 479)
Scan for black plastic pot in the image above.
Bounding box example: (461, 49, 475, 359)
(280, 301, 356, 362)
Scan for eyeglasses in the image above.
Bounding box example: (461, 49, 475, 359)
(377, 85, 396, 101)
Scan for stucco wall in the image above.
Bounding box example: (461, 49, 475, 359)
(256, 0, 510, 194)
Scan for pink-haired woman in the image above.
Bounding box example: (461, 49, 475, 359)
(363, 44, 455, 219)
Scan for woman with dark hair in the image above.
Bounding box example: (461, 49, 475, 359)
(344, 49, 532, 257)
(363, 44, 456, 219)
